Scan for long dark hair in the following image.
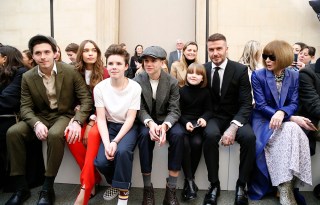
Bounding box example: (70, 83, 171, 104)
(0, 45, 24, 85)
(76, 40, 104, 89)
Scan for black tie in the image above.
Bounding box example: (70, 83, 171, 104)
(212, 67, 221, 97)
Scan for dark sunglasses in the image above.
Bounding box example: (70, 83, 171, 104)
(262, 54, 276, 61)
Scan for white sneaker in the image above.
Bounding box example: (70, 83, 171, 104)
(103, 186, 119, 201)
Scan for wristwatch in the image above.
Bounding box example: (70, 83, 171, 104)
(73, 120, 83, 127)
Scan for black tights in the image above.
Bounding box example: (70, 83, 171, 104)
(181, 129, 204, 179)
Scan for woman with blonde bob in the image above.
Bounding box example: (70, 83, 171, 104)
(239, 40, 262, 79)
(170, 41, 198, 87)
(179, 63, 212, 201)
(248, 40, 314, 205)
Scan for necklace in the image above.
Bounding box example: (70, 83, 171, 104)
(274, 70, 285, 82)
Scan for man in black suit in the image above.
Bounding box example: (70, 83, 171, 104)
(202, 33, 255, 205)
(299, 58, 320, 199)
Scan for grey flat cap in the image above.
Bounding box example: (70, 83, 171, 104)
(28, 34, 57, 53)
(141, 46, 167, 60)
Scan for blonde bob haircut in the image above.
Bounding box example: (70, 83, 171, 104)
(185, 62, 207, 88)
(262, 40, 293, 70)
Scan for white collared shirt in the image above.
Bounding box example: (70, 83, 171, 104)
(37, 62, 58, 109)
(211, 58, 228, 92)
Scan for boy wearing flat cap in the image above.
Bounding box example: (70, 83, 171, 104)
(134, 46, 184, 205)
(5, 34, 92, 205)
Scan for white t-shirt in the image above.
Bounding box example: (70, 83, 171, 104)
(94, 78, 141, 124)
(85, 70, 92, 85)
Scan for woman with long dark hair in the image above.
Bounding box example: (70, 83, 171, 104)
(0, 45, 28, 189)
(65, 40, 109, 205)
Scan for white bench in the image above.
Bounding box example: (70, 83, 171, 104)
(43, 142, 320, 191)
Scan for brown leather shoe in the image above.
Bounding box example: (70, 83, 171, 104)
(163, 185, 180, 205)
(142, 183, 155, 205)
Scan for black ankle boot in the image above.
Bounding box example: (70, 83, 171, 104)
(181, 179, 197, 201)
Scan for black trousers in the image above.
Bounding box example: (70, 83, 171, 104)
(0, 117, 44, 192)
(203, 118, 256, 186)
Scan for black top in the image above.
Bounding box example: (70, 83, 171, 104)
(0, 67, 27, 115)
(179, 85, 213, 126)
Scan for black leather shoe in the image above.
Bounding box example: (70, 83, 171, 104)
(234, 185, 248, 205)
(203, 185, 220, 205)
(314, 184, 320, 199)
(182, 179, 198, 201)
(37, 190, 55, 205)
(5, 189, 31, 205)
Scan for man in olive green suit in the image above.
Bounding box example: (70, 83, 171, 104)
(5, 35, 92, 205)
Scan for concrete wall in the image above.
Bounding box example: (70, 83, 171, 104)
(119, 0, 196, 59)
(1, 0, 319, 64)
(208, 0, 320, 63)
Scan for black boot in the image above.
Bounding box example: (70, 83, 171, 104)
(181, 179, 198, 201)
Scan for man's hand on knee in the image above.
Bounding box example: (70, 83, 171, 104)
(34, 121, 48, 141)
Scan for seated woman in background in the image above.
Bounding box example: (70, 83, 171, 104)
(94, 45, 141, 205)
(248, 40, 314, 205)
(127, 44, 143, 78)
(65, 40, 109, 205)
(179, 63, 212, 201)
(0, 45, 44, 191)
(22, 50, 36, 69)
(292, 42, 307, 55)
(238, 40, 262, 80)
(296, 46, 316, 70)
(170, 41, 198, 87)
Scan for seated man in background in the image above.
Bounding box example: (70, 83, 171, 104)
(65, 43, 79, 65)
(5, 34, 92, 205)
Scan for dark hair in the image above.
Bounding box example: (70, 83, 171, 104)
(65, 43, 79, 53)
(22, 49, 36, 69)
(0, 45, 24, 85)
(105, 44, 130, 65)
(307, 46, 316, 57)
(119, 43, 126, 48)
(76, 40, 104, 89)
(134, 44, 143, 57)
(207, 33, 227, 42)
(294, 42, 307, 51)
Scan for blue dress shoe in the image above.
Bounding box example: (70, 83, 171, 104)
(37, 189, 55, 205)
(234, 185, 248, 205)
(5, 189, 31, 205)
(203, 185, 220, 205)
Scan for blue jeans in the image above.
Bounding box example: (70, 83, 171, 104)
(94, 122, 138, 189)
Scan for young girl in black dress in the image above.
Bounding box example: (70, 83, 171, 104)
(179, 62, 213, 201)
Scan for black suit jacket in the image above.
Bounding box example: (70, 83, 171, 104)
(299, 62, 320, 124)
(299, 59, 320, 155)
(204, 59, 252, 124)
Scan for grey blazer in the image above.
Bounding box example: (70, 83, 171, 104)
(133, 70, 181, 126)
